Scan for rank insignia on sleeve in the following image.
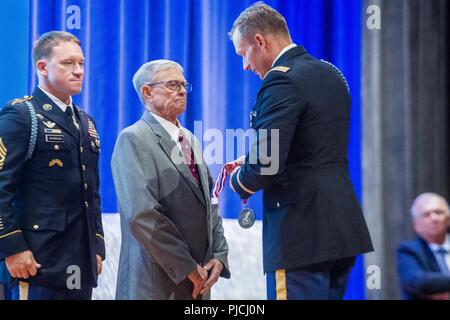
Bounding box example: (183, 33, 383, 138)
(49, 159, 64, 168)
(0, 138, 7, 170)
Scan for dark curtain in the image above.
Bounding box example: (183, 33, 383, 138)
(363, 0, 449, 299)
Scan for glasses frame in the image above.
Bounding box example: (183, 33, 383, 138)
(146, 80, 192, 93)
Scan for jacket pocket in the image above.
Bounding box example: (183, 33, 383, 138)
(18, 207, 66, 232)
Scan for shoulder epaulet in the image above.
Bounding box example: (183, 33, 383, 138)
(11, 95, 33, 106)
(75, 106, 85, 115)
(263, 66, 291, 79)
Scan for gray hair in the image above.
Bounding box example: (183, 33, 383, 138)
(229, 1, 291, 40)
(410, 192, 450, 220)
(132, 59, 184, 106)
(32, 31, 81, 65)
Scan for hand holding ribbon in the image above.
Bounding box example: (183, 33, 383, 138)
(212, 156, 255, 228)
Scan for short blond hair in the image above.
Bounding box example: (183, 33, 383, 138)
(229, 2, 291, 40)
(32, 31, 81, 65)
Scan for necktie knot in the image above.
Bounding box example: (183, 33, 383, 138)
(437, 247, 448, 255)
(65, 106, 73, 116)
(65, 106, 79, 130)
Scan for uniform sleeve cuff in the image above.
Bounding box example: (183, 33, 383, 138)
(0, 230, 28, 260)
(95, 233, 106, 260)
(230, 168, 254, 199)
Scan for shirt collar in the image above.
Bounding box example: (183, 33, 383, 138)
(271, 43, 297, 68)
(428, 234, 450, 252)
(38, 86, 73, 112)
(150, 112, 183, 143)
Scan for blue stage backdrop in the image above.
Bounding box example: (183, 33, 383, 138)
(7, 0, 365, 299)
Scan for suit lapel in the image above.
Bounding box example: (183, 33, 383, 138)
(189, 132, 211, 207)
(32, 87, 79, 140)
(190, 135, 213, 253)
(141, 112, 207, 208)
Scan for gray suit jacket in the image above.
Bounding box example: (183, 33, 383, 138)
(112, 111, 230, 300)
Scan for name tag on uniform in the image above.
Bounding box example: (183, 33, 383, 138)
(45, 135, 64, 143)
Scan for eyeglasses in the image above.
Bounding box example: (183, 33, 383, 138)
(146, 80, 192, 93)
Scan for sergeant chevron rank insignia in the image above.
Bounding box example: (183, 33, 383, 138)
(0, 138, 7, 170)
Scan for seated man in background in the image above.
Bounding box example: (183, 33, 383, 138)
(397, 193, 450, 299)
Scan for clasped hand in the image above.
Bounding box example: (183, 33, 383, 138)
(187, 259, 223, 299)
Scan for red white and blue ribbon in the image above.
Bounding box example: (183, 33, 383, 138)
(212, 160, 247, 205)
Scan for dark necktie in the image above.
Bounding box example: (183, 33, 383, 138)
(436, 247, 450, 275)
(65, 106, 79, 130)
(178, 130, 200, 184)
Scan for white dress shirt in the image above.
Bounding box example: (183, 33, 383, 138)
(38, 86, 79, 129)
(271, 43, 297, 68)
(150, 112, 185, 152)
(428, 234, 450, 273)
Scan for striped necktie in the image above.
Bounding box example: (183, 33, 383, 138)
(178, 129, 200, 184)
(435, 247, 450, 275)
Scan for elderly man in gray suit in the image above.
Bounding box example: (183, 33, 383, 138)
(112, 60, 230, 300)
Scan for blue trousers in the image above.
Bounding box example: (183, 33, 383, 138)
(11, 281, 92, 300)
(267, 256, 356, 300)
(1, 282, 12, 300)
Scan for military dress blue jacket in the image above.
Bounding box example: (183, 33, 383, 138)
(231, 46, 373, 272)
(0, 87, 105, 289)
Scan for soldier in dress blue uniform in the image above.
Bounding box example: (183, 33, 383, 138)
(0, 31, 105, 300)
(228, 3, 373, 299)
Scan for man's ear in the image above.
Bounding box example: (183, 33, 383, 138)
(254, 33, 266, 49)
(36, 60, 47, 76)
(141, 85, 152, 100)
